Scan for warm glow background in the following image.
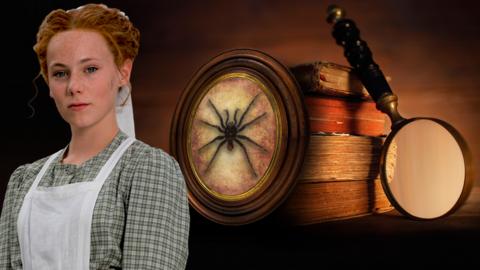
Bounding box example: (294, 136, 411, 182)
(2, 0, 479, 204)
(127, 0, 480, 186)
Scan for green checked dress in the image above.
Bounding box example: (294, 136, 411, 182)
(0, 131, 190, 269)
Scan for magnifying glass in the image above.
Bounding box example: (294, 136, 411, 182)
(326, 5, 474, 220)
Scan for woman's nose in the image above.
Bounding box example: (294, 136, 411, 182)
(67, 73, 83, 95)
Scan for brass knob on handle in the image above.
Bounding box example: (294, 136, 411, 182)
(326, 5, 345, 24)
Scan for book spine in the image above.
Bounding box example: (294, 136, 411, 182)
(290, 63, 320, 95)
(290, 62, 370, 99)
(305, 96, 387, 136)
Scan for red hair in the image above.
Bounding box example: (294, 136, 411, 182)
(33, 4, 140, 81)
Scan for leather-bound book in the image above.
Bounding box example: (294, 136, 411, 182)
(291, 61, 369, 98)
(275, 134, 394, 225)
(272, 61, 394, 225)
(304, 95, 386, 137)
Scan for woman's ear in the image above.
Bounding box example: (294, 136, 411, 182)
(119, 58, 133, 86)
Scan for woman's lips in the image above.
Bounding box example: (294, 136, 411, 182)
(68, 103, 90, 111)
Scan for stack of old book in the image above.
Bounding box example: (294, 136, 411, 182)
(276, 62, 394, 225)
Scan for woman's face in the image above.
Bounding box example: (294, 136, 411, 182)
(46, 29, 131, 131)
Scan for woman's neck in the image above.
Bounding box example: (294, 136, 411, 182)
(62, 122, 119, 165)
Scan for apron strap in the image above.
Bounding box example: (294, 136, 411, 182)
(92, 137, 135, 184)
(29, 150, 62, 191)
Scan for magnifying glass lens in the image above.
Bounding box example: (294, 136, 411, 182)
(385, 119, 465, 219)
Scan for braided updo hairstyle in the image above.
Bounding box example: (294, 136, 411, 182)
(33, 3, 140, 82)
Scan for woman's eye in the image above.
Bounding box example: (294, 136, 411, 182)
(53, 71, 67, 78)
(86, 66, 98, 73)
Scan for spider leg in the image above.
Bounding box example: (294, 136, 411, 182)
(237, 94, 260, 127)
(204, 140, 227, 174)
(198, 135, 225, 151)
(233, 109, 239, 126)
(208, 99, 226, 129)
(199, 120, 224, 133)
(238, 112, 267, 132)
(224, 109, 230, 125)
(237, 135, 268, 152)
(234, 139, 258, 178)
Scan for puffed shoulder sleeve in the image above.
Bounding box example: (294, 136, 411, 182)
(123, 147, 190, 270)
(0, 164, 28, 269)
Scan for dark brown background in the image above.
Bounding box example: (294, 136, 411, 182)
(2, 0, 479, 268)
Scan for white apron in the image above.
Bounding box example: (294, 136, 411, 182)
(17, 137, 135, 270)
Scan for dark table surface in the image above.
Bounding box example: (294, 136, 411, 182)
(187, 187, 480, 268)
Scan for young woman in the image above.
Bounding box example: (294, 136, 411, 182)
(0, 4, 189, 269)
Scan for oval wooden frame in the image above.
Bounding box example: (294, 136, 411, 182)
(170, 48, 309, 225)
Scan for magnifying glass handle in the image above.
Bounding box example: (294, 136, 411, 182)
(326, 5, 393, 103)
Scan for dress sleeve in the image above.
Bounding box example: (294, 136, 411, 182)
(123, 148, 190, 269)
(0, 165, 27, 269)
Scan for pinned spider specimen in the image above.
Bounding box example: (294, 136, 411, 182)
(198, 94, 268, 177)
